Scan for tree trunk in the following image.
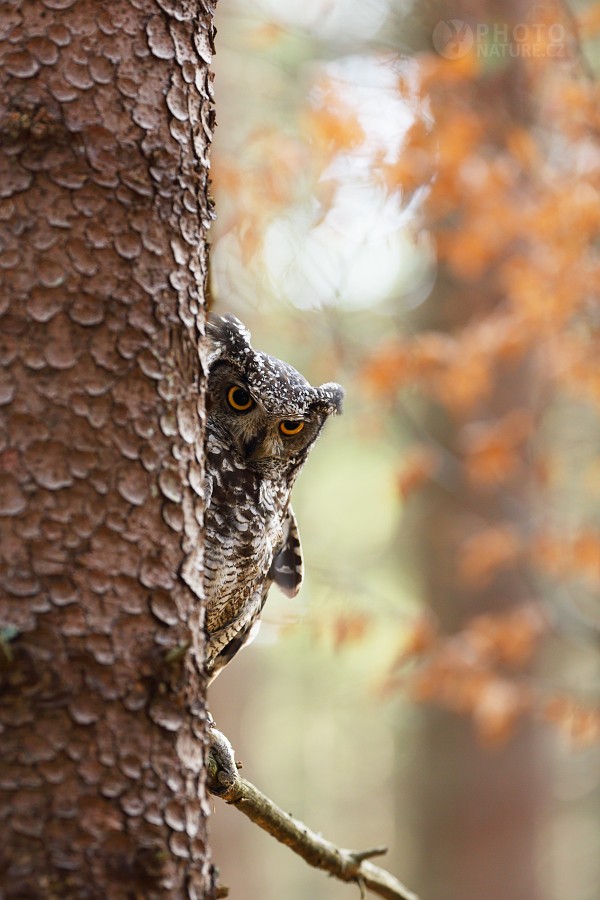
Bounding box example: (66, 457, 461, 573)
(409, 280, 546, 900)
(404, 3, 547, 897)
(0, 1, 216, 896)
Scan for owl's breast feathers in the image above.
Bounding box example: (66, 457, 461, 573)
(203, 429, 299, 679)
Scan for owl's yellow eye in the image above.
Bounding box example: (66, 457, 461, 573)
(227, 385, 254, 412)
(280, 420, 305, 436)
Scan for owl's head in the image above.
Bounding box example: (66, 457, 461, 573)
(206, 314, 344, 474)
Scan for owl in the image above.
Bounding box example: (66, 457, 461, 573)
(203, 314, 344, 682)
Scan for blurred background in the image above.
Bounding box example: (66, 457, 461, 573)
(208, 1, 600, 898)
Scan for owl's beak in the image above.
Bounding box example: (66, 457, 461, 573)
(244, 433, 280, 462)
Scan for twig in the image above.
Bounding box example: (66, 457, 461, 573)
(207, 736, 419, 900)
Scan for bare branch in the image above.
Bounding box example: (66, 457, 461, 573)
(207, 749, 419, 900)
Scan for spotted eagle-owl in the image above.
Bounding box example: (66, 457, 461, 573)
(204, 314, 344, 682)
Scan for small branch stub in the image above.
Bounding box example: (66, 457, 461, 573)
(207, 737, 419, 900)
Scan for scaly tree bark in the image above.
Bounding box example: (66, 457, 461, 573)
(0, 1, 216, 896)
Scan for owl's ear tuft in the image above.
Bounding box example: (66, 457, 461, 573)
(311, 382, 344, 416)
(206, 314, 252, 368)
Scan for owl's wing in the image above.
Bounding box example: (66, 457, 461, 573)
(270, 505, 303, 598)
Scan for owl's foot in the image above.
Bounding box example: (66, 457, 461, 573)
(207, 724, 239, 796)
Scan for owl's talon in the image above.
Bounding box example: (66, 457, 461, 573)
(207, 725, 238, 796)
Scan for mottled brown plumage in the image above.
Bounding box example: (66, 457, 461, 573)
(204, 315, 343, 680)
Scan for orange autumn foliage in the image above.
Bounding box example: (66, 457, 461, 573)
(330, 612, 371, 651)
(362, 19, 600, 743)
(381, 19, 599, 744)
(542, 696, 600, 747)
(532, 529, 600, 583)
(303, 80, 365, 160)
(459, 409, 534, 487)
(458, 526, 522, 590)
(397, 445, 441, 500)
(577, 1, 600, 39)
(212, 5, 600, 747)
(391, 606, 546, 745)
(409, 647, 532, 747)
